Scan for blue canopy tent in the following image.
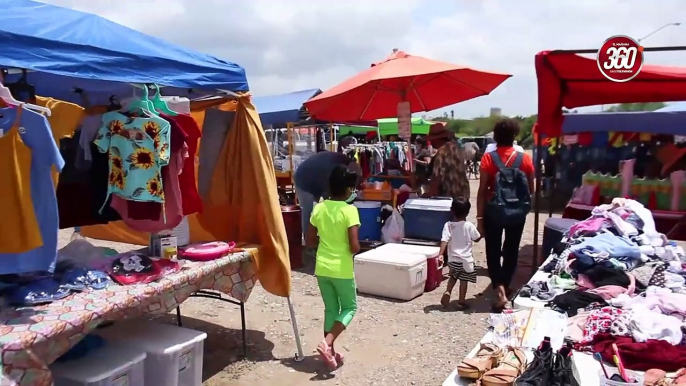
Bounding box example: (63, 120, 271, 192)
(252, 89, 321, 127)
(561, 110, 686, 136)
(0, 0, 248, 105)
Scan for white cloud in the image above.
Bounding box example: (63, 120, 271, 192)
(40, 0, 686, 118)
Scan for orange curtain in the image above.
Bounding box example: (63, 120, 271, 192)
(81, 95, 291, 297)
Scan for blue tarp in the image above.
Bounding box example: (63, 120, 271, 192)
(252, 89, 321, 126)
(0, 0, 248, 105)
(561, 110, 686, 135)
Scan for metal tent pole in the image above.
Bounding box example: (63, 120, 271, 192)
(532, 131, 543, 276)
(287, 296, 305, 361)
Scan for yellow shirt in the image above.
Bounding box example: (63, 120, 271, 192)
(310, 200, 360, 279)
(35, 97, 84, 185)
(0, 105, 43, 253)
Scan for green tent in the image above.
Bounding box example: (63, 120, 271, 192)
(338, 117, 435, 136)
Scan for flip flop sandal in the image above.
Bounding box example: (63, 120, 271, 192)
(480, 347, 526, 386)
(644, 369, 668, 386)
(316, 341, 338, 370)
(334, 352, 345, 367)
(457, 343, 502, 380)
(441, 291, 451, 308)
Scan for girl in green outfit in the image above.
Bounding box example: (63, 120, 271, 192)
(305, 165, 361, 370)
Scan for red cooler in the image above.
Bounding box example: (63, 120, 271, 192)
(281, 205, 303, 269)
(375, 243, 443, 292)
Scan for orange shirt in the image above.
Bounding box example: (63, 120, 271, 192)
(480, 147, 535, 199)
(0, 105, 43, 253)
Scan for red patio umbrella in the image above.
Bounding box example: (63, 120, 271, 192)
(304, 50, 512, 121)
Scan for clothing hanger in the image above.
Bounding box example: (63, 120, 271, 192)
(150, 84, 176, 116)
(0, 79, 51, 116)
(127, 84, 157, 116)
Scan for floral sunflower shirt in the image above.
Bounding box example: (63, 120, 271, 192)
(94, 112, 171, 211)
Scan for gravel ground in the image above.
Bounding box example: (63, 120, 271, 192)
(64, 179, 548, 386)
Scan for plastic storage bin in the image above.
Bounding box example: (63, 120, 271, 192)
(354, 249, 427, 300)
(96, 320, 208, 386)
(354, 201, 383, 241)
(377, 243, 442, 292)
(50, 342, 146, 386)
(403, 197, 453, 241)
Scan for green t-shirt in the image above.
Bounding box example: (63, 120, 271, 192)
(310, 200, 361, 279)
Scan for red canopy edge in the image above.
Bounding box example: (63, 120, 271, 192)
(536, 50, 686, 137)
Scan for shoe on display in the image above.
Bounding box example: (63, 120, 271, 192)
(513, 337, 553, 386)
(551, 343, 579, 386)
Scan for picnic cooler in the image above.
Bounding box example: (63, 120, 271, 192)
(403, 197, 453, 241)
(354, 249, 427, 301)
(50, 342, 146, 386)
(354, 201, 383, 241)
(96, 320, 207, 386)
(376, 243, 443, 292)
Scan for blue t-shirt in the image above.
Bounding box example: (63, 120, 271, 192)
(0, 107, 65, 274)
(293, 151, 351, 199)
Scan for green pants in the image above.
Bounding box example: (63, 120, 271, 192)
(317, 276, 357, 332)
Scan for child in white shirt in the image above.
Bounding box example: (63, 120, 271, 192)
(439, 199, 481, 310)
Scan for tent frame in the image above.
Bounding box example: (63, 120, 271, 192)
(532, 45, 686, 275)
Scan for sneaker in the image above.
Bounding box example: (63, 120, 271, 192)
(551, 343, 579, 386)
(514, 337, 553, 386)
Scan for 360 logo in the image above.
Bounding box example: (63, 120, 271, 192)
(597, 35, 644, 82)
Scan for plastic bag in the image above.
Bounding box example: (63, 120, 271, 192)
(381, 209, 404, 243)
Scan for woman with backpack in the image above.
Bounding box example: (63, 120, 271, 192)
(476, 119, 535, 311)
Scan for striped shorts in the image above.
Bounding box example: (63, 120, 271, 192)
(448, 261, 477, 283)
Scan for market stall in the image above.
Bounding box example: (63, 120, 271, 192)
(447, 198, 686, 385)
(252, 88, 322, 187)
(446, 47, 686, 386)
(0, 1, 293, 384)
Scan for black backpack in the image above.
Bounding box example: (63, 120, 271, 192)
(486, 152, 531, 225)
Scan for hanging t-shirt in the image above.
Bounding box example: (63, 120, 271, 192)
(57, 129, 121, 228)
(0, 106, 65, 274)
(94, 113, 170, 209)
(170, 114, 203, 215)
(111, 115, 187, 232)
(35, 97, 84, 186)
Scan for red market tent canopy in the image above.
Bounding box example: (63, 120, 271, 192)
(536, 50, 686, 138)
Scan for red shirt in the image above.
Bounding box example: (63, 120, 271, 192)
(171, 114, 203, 215)
(480, 147, 535, 198)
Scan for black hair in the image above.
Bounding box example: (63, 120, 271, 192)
(329, 165, 358, 197)
(492, 118, 520, 146)
(450, 199, 471, 219)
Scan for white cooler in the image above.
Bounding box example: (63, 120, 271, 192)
(354, 249, 427, 301)
(96, 320, 207, 386)
(50, 342, 146, 386)
(376, 243, 440, 259)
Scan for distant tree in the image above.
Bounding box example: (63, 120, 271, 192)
(605, 102, 667, 112)
(450, 110, 455, 119)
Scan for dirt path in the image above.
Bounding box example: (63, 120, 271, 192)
(67, 179, 548, 386)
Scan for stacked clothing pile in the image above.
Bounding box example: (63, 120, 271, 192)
(526, 198, 686, 379)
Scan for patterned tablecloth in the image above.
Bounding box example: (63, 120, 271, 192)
(0, 248, 257, 386)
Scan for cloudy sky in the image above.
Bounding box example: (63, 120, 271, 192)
(42, 0, 686, 118)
